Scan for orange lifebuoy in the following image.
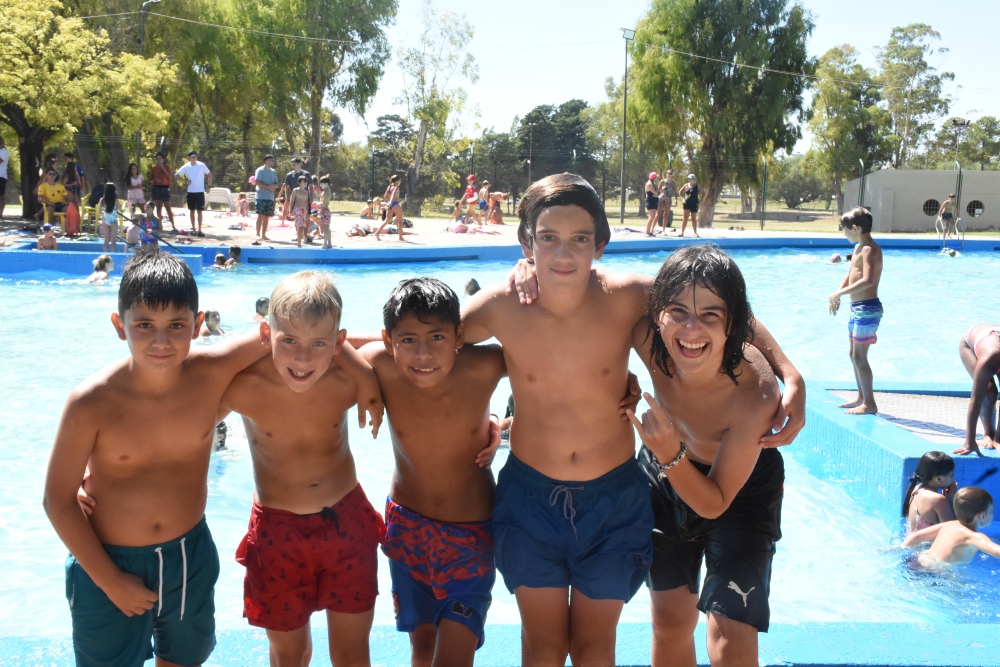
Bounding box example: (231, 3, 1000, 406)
(65, 202, 80, 235)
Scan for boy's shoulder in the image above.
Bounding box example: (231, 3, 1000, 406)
(736, 346, 779, 404)
(63, 357, 134, 418)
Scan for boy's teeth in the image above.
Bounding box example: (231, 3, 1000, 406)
(678, 340, 706, 349)
(291, 370, 310, 377)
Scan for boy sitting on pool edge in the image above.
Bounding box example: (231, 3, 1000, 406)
(355, 277, 505, 666)
(44, 249, 270, 667)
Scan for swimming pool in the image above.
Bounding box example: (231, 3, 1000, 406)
(3, 248, 999, 642)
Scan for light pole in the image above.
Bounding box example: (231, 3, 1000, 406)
(620, 28, 635, 224)
(951, 117, 971, 164)
(527, 122, 536, 182)
(136, 0, 162, 170)
(470, 144, 475, 177)
(572, 149, 577, 174)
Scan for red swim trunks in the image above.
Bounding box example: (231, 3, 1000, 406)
(235, 484, 385, 631)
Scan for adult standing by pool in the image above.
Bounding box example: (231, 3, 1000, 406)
(175, 150, 212, 237)
(679, 173, 700, 238)
(657, 170, 677, 233)
(150, 151, 177, 232)
(644, 171, 660, 236)
(0, 136, 8, 219)
(253, 154, 279, 244)
(279, 157, 311, 221)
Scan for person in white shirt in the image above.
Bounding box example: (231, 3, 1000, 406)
(0, 136, 9, 219)
(175, 150, 212, 236)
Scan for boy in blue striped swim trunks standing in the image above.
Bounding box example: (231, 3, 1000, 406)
(829, 206, 884, 415)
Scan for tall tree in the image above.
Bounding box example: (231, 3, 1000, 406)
(878, 24, 953, 168)
(0, 0, 171, 218)
(631, 0, 814, 226)
(965, 117, 1000, 171)
(807, 46, 892, 213)
(396, 0, 477, 215)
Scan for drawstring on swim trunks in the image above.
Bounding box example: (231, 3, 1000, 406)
(154, 538, 189, 620)
(321, 506, 342, 536)
(549, 485, 583, 538)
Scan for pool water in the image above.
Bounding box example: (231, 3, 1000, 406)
(2, 248, 999, 637)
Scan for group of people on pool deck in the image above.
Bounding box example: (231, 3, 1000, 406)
(38, 171, 990, 667)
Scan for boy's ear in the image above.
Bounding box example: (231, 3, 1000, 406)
(259, 321, 271, 343)
(192, 311, 205, 339)
(333, 328, 347, 353)
(594, 241, 606, 261)
(455, 323, 465, 349)
(381, 329, 394, 354)
(111, 312, 127, 341)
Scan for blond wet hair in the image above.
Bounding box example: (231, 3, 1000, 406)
(268, 270, 343, 328)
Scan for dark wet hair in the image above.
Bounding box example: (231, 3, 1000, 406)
(954, 487, 993, 527)
(646, 245, 753, 383)
(840, 207, 873, 234)
(102, 183, 117, 213)
(255, 296, 270, 312)
(516, 173, 610, 249)
(383, 278, 461, 336)
(902, 451, 955, 518)
(229, 245, 241, 259)
(118, 248, 198, 316)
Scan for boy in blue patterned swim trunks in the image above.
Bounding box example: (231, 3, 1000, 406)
(830, 206, 884, 415)
(356, 278, 506, 666)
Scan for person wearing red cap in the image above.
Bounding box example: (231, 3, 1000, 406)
(463, 174, 481, 225)
(644, 171, 660, 236)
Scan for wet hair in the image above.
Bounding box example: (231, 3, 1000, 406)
(229, 245, 241, 259)
(93, 254, 113, 271)
(102, 183, 117, 213)
(954, 487, 993, 527)
(465, 278, 481, 296)
(516, 173, 610, 249)
(204, 309, 221, 325)
(269, 270, 342, 328)
(902, 451, 955, 518)
(117, 248, 198, 317)
(214, 253, 226, 266)
(383, 278, 461, 336)
(255, 296, 270, 313)
(646, 245, 753, 383)
(840, 207, 873, 234)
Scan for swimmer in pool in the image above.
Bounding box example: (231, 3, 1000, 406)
(200, 309, 225, 337)
(902, 487, 1000, 565)
(86, 254, 114, 283)
(903, 451, 957, 532)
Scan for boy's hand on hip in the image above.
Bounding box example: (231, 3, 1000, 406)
(107, 572, 158, 617)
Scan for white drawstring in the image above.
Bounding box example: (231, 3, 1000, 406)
(154, 547, 164, 617)
(179, 537, 188, 620)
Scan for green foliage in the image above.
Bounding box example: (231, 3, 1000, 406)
(878, 24, 953, 168)
(966, 117, 1000, 171)
(769, 155, 828, 209)
(631, 0, 814, 224)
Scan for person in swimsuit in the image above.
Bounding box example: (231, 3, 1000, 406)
(463, 174, 481, 226)
(289, 175, 311, 247)
(829, 207, 883, 415)
(376, 174, 405, 242)
(63, 160, 82, 206)
(644, 171, 660, 236)
(902, 487, 1000, 565)
(657, 170, 677, 232)
(937, 194, 958, 239)
(678, 174, 700, 238)
(125, 163, 145, 217)
(38, 223, 58, 250)
(903, 451, 957, 532)
(150, 151, 176, 232)
(956, 323, 1000, 455)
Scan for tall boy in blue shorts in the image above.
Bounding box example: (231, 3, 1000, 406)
(356, 278, 505, 666)
(44, 250, 270, 667)
(829, 207, 884, 415)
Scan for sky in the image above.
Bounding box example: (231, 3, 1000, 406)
(338, 0, 998, 152)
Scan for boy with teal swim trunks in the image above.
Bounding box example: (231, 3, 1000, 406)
(354, 277, 504, 666)
(829, 206, 884, 415)
(43, 249, 271, 667)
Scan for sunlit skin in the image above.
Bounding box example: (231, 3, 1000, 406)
(903, 504, 1000, 565)
(43, 303, 269, 621)
(627, 284, 779, 667)
(906, 471, 957, 532)
(219, 312, 378, 667)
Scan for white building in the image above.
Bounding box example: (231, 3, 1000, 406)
(843, 169, 1000, 232)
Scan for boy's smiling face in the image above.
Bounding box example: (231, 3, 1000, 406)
(521, 205, 605, 282)
(656, 284, 729, 375)
(112, 303, 203, 371)
(264, 313, 345, 393)
(383, 315, 463, 389)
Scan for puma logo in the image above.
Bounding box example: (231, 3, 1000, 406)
(728, 581, 755, 608)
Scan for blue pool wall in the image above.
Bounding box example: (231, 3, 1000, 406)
(2, 235, 999, 276)
(805, 381, 1000, 538)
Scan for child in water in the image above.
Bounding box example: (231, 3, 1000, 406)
(902, 487, 1000, 565)
(902, 451, 956, 532)
(87, 255, 114, 283)
(200, 310, 225, 336)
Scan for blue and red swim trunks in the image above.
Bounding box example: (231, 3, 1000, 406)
(848, 298, 884, 345)
(382, 499, 495, 647)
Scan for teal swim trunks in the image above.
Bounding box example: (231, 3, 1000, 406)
(65, 517, 220, 667)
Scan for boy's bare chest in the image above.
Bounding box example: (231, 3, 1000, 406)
(657, 381, 734, 455)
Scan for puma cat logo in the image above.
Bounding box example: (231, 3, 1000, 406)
(728, 581, 755, 607)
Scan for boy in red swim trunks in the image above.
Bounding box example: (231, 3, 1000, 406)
(220, 270, 385, 666)
(355, 277, 505, 667)
(463, 174, 481, 226)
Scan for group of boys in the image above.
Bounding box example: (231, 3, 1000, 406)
(48, 173, 818, 667)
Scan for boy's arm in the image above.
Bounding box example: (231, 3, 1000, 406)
(628, 391, 774, 519)
(462, 287, 502, 344)
(333, 341, 384, 437)
(900, 523, 944, 548)
(752, 321, 806, 448)
(43, 396, 158, 616)
(830, 245, 876, 302)
(971, 532, 1000, 559)
(195, 329, 270, 379)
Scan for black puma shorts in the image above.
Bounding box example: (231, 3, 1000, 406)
(641, 446, 783, 632)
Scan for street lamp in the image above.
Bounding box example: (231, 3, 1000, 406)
(951, 117, 971, 164)
(136, 0, 162, 170)
(620, 28, 635, 224)
(527, 122, 537, 182)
